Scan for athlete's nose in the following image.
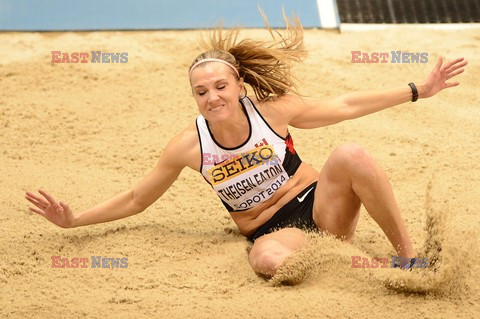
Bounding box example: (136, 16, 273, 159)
(208, 91, 220, 103)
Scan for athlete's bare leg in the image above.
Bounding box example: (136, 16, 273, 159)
(248, 143, 416, 277)
(248, 228, 308, 276)
(312, 143, 416, 260)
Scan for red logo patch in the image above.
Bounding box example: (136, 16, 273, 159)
(285, 135, 295, 155)
(254, 138, 269, 148)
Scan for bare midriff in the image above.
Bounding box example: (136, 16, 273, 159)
(229, 162, 320, 237)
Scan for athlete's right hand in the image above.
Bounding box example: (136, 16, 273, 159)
(25, 189, 76, 228)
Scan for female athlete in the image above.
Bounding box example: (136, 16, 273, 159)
(25, 16, 467, 277)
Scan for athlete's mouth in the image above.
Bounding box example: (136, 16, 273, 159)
(209, 104, 224, 112)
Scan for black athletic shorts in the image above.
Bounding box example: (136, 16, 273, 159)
(247, 182, 319, 242)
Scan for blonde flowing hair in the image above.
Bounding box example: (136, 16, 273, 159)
(189, 10, 307, 101)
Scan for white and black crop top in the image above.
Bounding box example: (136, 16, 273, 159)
(195, 97, 302, 212)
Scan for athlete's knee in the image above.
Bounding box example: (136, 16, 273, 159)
(331, 143, 377, 178)
(249, 241, 290, 276)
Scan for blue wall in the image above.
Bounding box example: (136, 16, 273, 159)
(0, 0, 322, 30)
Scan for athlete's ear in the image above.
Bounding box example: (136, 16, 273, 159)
(238, 78, 247, 97)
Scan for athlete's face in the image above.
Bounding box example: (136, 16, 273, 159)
(190, 62, 244, 122)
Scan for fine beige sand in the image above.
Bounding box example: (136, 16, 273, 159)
(1, 26, 479, 318)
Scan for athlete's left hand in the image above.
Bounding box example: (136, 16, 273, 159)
(419, 56, 468, 99)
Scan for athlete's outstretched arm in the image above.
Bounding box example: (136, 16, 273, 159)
(284, 56, 467, 129)
(25, 128, 197, 228)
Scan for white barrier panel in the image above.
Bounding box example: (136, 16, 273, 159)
(317, 0, 341, 28)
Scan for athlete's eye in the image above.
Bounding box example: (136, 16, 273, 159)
(198, 91, 206, 96)
(218, 85, 225, 90)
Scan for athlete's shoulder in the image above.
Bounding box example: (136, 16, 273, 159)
(174, 121, 199, 146)
(162, 121, 201, 171)
(249, 94, 302, 128)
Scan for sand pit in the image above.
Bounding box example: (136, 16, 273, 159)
(1, 26, 479, 318)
